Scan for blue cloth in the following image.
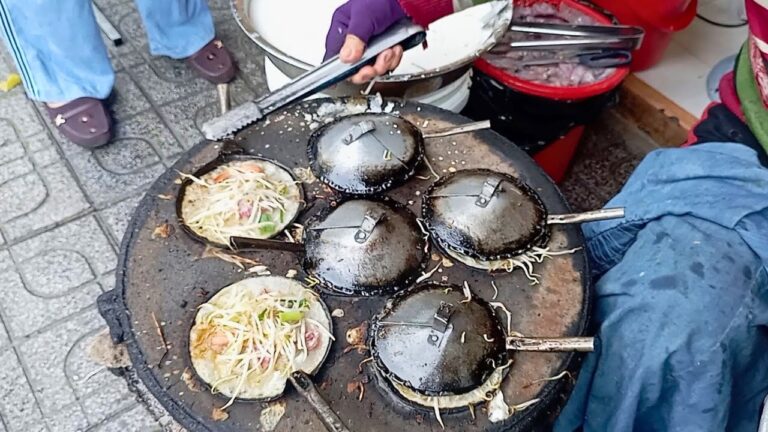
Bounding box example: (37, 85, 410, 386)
(555, 143, 768, 432)
(0, 0, 214, 102)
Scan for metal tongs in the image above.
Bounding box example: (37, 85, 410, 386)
(202, 20, 427, 140)
(517, 49, 633, 68)
(508, 21, 645, 51)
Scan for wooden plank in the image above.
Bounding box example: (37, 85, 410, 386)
(615, 74, 700, 148)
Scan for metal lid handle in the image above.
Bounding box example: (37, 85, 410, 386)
(506, 336, 594, 352)
(342, 120, 377, 145)
(475, 177, 503, 208)
(431, 301, 455, 333)
(547, 207, 625, 224)
(289, 371, 351, 432)
(422, 120, 491, 139)
(354, 210, 383, 243)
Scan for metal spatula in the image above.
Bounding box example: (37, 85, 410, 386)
(202, 20, 427, 140)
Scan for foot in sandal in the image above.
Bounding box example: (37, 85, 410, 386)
(45, 98, 113, 149)
(185, 39, 237, 84)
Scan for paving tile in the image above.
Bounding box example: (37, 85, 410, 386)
(44, 402, 88, 432)
(0, 349, 46, 432)
(158, 79, 256, 149)
(55, 124, 165, 208)
(0, 249, 12, 278)
(0, 92, 46, 139)
(116, 110, 183, 159)
(91, 405, 161, 432)
(1, 217, 112, 337)
(25, 132, 53, 153)
(214, 19, 269, 94)
(93, 0, 134, 11)
(0, 120, 25, 166)
(99, 194, 143, 245)
(0, 158, 44, 218)
(66, 330, 136, 425)
(11, 215, 116, 289)
(0, 158, 91, 242)
(116, 9, 149, 55)
(0, 43, 18, 79)
(25, 133, 60, 168)
(80, 387, 137, 426)
(129, 61, 211, 106)
(112, 48, 146, 70)
(0, 307, 10, 351)
(111, 72, 151, 122)
(0, 267, 101, 339)
(17, 308, 105, 419)
(28, 147, 60, 169)
(209, 0, 230, 13)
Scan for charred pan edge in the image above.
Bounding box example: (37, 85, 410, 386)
(185, 277, 335, 404)
(368, 281, 508, 406)
(307, 113, 426, 196)
(301, 196, 429, 297)
(175, 153, 306, 249)
(421, 169, 551, 262)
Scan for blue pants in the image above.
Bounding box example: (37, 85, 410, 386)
(0, 0, 215, 102)
(554, 143, 768, 432)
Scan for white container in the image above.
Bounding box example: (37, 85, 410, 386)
(236, 0, 510, 100)
(697, 0, 747, 26)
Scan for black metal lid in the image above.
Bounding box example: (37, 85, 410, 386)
(308, 113, 424, 195)
(303, 199, 427, 296)
(370, 283, 507, 396)
(423, 169, 549, 261)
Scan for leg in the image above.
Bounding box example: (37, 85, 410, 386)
(132, 0, 235, 83)
(0, 0, 114, 102)
(554, 144, 768, 431)
(132, 0, 215, 59)
(556, 217, 768, 432)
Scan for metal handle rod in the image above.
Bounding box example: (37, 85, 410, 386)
(229, 236, 305, 253)
(547, 207, 625, 225)
(507, 336, 595, 352)
(422, 120, 492, 139)
(217, 84, 230, 114)
(510, 23, 643, 39)
(92, 3, 123, 46)
(289, 372, 352, 432)
(509, 38, 632, 50)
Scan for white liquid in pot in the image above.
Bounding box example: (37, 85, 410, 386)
(249, 0, 509, 77)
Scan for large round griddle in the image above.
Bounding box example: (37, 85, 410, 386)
(98, 97, 591, 432)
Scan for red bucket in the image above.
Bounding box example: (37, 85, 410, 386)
(591, 0, 698, 71)
(475, 0, 631, 101)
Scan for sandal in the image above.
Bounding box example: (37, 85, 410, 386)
(186, 39, 237, 84)
(45, 97, 113, 149)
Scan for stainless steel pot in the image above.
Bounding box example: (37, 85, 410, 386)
(231, 0, 512, 98)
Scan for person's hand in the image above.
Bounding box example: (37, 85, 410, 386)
(324, 0, 407, 84)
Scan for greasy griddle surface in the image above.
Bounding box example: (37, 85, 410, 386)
(117, 98, 589, 432)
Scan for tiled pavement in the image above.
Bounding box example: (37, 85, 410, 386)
(0, 0, 265, 430)
(0, 0, 651, 430)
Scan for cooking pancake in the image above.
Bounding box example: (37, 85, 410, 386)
(180, 159, 302, 247)
(370, 282, 592, 414)
(423, 169, 624, 268)
(189, 276, 332, 402)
